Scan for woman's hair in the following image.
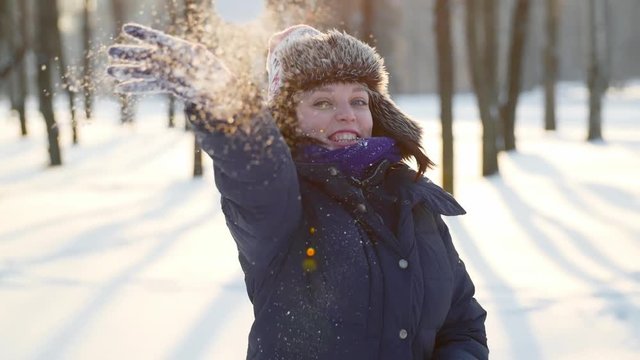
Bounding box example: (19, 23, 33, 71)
(267, 26, 435, 178)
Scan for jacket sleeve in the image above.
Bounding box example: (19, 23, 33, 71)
(185, 103, 302, 273)
(432, 215, 489, 360)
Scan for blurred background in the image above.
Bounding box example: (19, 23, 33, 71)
(1, 0, 639, 183)
(0, 0, 639, 359)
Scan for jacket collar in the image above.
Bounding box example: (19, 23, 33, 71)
(387, 164, 466, 216)
(295, 161, 465, 217)
(295, 159, 392, 189)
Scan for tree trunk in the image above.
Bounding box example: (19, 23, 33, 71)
(587, 0, 608, 141)
(500, 0, 530, 151)
(111, 0, 134, 124)
(52, 1, 78, 144)
(167, 0, 179, 128)
(192, 135, 203, 177)
(35, 0, 63, 166)
(361, 0, 374, 45)
(3, 0, 28, 136)
(184, 0, 208, 177)
(434, 0, 455, 193)
(465, 0, 499, 176)
(1, 6, 10, 68)
(82, 0, 94, 121)
(483, 0, 498, 99)
(15, 0, 28, 136)
(168, 96, 176, 128)
(543, 0, 559, 131)
(483, 0, 503, 152)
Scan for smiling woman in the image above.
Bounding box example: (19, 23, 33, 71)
(295, 83, 373, 149)
(107, 22, 488, 360)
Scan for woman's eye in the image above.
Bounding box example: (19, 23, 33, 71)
(352, 99, 369, 106)
(313, 100, 332, 109)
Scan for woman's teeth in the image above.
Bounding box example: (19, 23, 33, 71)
(331, 133, 358, 142)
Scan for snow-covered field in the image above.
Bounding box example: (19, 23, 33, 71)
(0, 83, 638, 359)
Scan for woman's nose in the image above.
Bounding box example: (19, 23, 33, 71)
(335, 103, 356, 122)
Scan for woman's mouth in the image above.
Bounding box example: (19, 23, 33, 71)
(328, 131, 360, 145)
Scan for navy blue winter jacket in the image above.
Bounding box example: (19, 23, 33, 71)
(189, 106, 489, 360)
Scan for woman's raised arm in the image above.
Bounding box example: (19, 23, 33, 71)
(106, 23, 303, 274)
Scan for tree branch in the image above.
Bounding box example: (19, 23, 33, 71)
(0, 46, 26, 79)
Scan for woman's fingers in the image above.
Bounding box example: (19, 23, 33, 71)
(122, 23, 187, 51)
(109, 23, 227, 101)
(115, 79, 166, 94)
(107, 65, 155, 82)
(108, 45, 154, 62)
(115, 78, 194, 100)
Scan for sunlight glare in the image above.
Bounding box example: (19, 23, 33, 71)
(215, 0, 265, 24)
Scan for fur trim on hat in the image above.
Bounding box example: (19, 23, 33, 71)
(267, 26, 429, 167)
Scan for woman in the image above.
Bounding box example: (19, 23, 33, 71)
(107, 23, 489, 360)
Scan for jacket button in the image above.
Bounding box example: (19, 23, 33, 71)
(398, 259, 408, 269)
(328, 167, 338, 176)
(356, 203, 367, 213)
(399, 329, 408, 339)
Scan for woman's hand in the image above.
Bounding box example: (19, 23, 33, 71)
(106, 23, 233, 105)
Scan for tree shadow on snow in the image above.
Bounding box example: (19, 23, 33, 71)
(27, 180, 220, 359)
(167, 275, 248, 359)
(582, 182, 640, 215)
(22, 180, 215, 267)
(447, 217, 542, 360)
(505, 151, 640, 263)
(486, 176, 640, 341)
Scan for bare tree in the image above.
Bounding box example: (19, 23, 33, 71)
(483, 0, 499, 104)
(52, 1, 79, 144)
(434, 0, 455, 193)
(166, 0, 180, 128)
(2, 0, 29, 136)
(184, 0, 214, 177)
(111, 0, 134, 124)
(0, 0, 10, 88)
(82, 0, 95, 121)
(500, 0, 530, 151)
(587, 0, 609, 141)
(168, 94, 177, 127)
(361, 0, 374, 46)
(543, 0, 560, 131)
(0, 49, 25, 78)
(35, 0, 63, 165)
(465, 0, 499, 176)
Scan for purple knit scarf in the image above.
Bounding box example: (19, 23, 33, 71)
(296, 137, 401, 179)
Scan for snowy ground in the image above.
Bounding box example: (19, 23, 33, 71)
(0, 83, 638, 359)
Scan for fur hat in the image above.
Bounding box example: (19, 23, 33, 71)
(266, 25, 431, 169)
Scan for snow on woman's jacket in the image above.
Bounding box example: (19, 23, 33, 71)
(104, 20, 488, 360)
(188, 103, 489, 360)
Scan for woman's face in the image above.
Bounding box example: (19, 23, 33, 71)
(295, 82, 373, 150)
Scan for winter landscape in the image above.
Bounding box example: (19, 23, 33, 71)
(0, 82, 638, 359)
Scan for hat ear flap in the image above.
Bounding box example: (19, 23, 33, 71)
(369, 91, 423, 158)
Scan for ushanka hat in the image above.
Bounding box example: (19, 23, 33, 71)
(266, 24, 432, 172)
